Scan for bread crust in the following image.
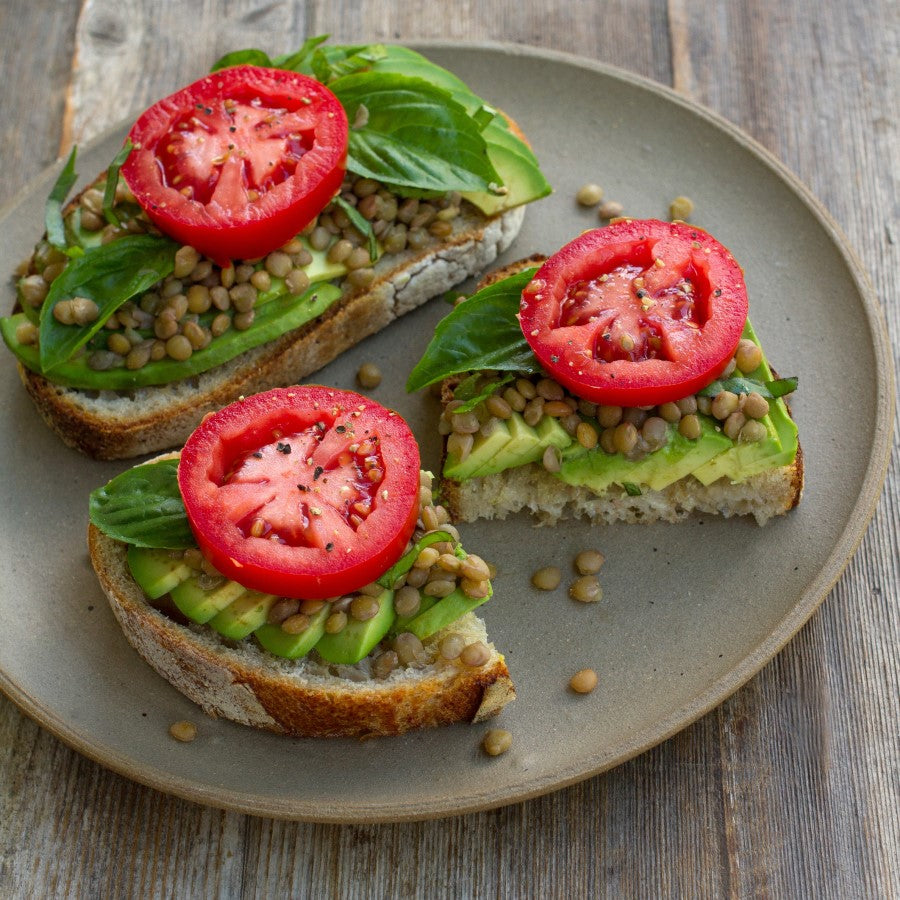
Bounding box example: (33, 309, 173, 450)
(17, 202, 525, 459)
(88, 525, 515, 738)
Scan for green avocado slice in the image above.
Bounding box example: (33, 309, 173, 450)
(127, 546, 193, 600)
(169, 575, 248, 624)
(255, 606, 330, 659)
(399, 585, 493, 640)
(208, 592, 277, 640)
(314, 589, 396, 665)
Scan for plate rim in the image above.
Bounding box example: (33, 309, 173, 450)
(0, 39, 893, 823)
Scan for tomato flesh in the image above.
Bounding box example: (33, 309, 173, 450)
(178, 387, 421, 599)
(122, 65, 348, 265)
(519, 220, 749, 406)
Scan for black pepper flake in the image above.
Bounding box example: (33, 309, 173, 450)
(297, 484, 308, 491)
(714, 288, 722, 297)
(195, 103, 204, 109)
(325, 542, 334, 552)
(277, 442, 291, 454)
(313, 466, 324, 480)
(204, 106, 212, 115)
(550, 354, 559, 363)
(336, 425, 346, 433)
(636, 289, 647, 298)
(229, 126, 236, 132)
(316, 421, 326, 432)
(252, 451, 263, 459)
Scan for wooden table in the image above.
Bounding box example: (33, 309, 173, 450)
(1, 1, 896, 895)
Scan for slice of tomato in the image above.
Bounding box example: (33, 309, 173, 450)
(177, 387, 421, 599)
(519, 220, 749, 406)
(122, 65, 348, 265)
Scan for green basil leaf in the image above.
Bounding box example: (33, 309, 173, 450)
(764, 376, 798, 398)
(377, 530, 455, 589)
(39, 235, 177, 373)
(89, 459, 194, 549)
(102, 141, 132, 227)
(698, 374, 798, 400)
(406, 268, 541, 392)
(623, 482, 643, 497)
(272, 35, 330, 73)
(452, 372, 514, 413)
(45, 146, 78, 250)
(330, 72, 500, 193)
(333, 195, 377, 261)
(210, 48, 273, 71)
(312, 43, 387, 82)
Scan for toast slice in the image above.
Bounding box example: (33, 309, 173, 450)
(16, 201, 525, 460)
(436, 260, 803, 526)
(88, 523, 515, 738)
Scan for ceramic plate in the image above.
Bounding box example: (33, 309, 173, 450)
(0, 43, 892, 822)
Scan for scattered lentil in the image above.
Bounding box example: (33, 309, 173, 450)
(574, 550, 605, 575)
(356, 362, 382, 389)
(482, 729, 513, 756)
(576, 183, 604, 206)
(598, 200, 624, 219)
(669, 195, 694, 220)
(569, 668, 598, 694)
(569, 575, 602, 603)
(169, 720, 197, 742)
(531, 566, 562, 591)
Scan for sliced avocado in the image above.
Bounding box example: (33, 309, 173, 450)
(391, 595, 439, 635)
(169, 575, 248, 624)
(462, 124, 552, 215)
(255, 605, 330, 659)
(444, 418, 512, 480)
(127, 546, 193, 600)
(208, 591, 277, 640)
(443, 411, 573, 482)
(400, 585, 493, 641)
(691, 405, 796, 485)
(559, 418, 732, 492)
(314, 589, 396, 665)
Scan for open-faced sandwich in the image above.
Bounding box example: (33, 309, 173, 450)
(408, 219, 803, 525)
(88, 386, 514, 737)
(2, 39, 549, 458)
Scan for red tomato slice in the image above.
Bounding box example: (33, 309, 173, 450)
(519, 220, 749, 406)
(122, 65, 348, 265)
(178, 387, 421, 599)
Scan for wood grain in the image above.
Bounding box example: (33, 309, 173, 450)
(0, 0, 897, 897)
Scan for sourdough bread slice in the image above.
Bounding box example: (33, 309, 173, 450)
(441, 450, 803, 526)
(438, 260, 803, 527)
(20, 202, 525, 459)
(88, 524, 515, 738)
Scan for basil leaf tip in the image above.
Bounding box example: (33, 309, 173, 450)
(45, 146, 78, 251)
(89, 459, 194, 549)
(406, 267, 541, 392)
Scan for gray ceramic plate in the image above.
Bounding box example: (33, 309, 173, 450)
(0, 43, 892, 823)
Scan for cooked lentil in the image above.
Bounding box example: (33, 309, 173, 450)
(169, 720, 197, 742)
(569, 575, 602, 603)
(576, 183, 604, 206)
(349, 361, 383, 392)
(460, 641, 490, 667)
(531, 566, 562, 591)
(574, 550, 605, 575)
(482, 729, 513, 756)
(569, 668, 598, 694)
(598, 200, 624, 219)
(669, 195, 694, 220)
